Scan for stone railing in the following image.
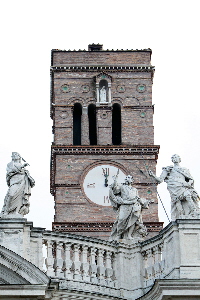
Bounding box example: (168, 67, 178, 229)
(141, 236, 165, 291)
(42, 231, 117, 287)
(1, 219, 200, 299)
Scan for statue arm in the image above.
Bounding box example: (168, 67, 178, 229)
(149, 169, 168, 184)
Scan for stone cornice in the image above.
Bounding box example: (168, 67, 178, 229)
(51, 48, 152, 53)
(50, 65, 155, 72)
(51, 145, 159, 156)
(52, 222, 163, 233)
(0, 245, 49, 285)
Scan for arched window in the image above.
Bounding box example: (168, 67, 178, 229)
(73, 103, 82, 145)
(112, 103, 121, 145)
(88, 104, 97, 145)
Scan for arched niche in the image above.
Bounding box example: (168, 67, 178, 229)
(99, 79, 108, 103)
(95, 73, 112, 104)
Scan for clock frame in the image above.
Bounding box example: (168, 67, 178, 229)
(82, 162, 127, 206)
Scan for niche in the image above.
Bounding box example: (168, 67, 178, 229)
(99, 80, 108, 103)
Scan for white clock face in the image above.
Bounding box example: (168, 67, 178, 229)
(83, 164, 126, 206)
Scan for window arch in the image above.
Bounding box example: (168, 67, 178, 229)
(88, 104, 97, 145)
(73, 103, 82, 145)
(112, 103, 121, 145)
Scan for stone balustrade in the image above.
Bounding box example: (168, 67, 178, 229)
(1, 219, 200, 299)
(142, 237, 165, 290)
(42, 231, 117, 287)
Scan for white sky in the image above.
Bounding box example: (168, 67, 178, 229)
(0, 0, 199, 229)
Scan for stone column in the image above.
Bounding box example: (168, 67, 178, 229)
(108, 83, 112, 103)
(96, 83, 99, 103)
(81, 106, 89, 145)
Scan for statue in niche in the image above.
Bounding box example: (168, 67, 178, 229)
(109, 173, 153, 241)
(99, 86, 107, 102)
(149, 154, 200, 221)
(0, 152, 35, 218)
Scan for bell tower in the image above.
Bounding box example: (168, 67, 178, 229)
(50, 44, 162, 239)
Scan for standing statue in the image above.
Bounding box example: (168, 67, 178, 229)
(0, 152, 35, 217)
(149, 154, 200, 221)
(109, 173, 152, 241)
(99, 86, 107, 102)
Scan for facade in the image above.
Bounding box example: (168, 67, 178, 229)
(50, 44, 162, 238)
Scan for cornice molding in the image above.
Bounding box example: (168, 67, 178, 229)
(50, 65, 155, 73)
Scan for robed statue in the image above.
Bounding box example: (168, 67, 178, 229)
(109, 173, 152, 241)
(149, 154, 200, 221)
(1, 152, 35, 217)
(99, 86, 107, 102)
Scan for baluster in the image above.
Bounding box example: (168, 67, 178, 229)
(156, 243, 164, 278)
(72, 244, 82, 280)
(63, 242, 73, 280)
(97, 248, 106, 285)
(105, 250, 114, 287)
(141, 251, 148, 270)
(146, 249, 154, 284)
(146, 249, 153, 267)
(81, 245, 90, 282)
(45, 240, 55, 277)
(112, 253, 118, 288)
(54, 242, 64, 277)
(89, 247, 98, 284)
(154, 245, 159, 263)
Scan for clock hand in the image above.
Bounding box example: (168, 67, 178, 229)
(105, 174, 109, 187)
(102, 168, 109, 187)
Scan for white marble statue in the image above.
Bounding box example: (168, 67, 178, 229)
(1, 152, 35, 218)
(99, 86, 107, 102)
(149, 154, 200, 221)
(109, 173, 152, 241)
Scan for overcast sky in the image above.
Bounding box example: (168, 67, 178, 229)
(0, 0, 199, 229)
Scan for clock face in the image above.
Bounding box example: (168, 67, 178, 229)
(83, 164, 126, 206)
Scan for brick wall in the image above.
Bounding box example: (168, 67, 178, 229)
(52, 50, 152, 66)
(50, 47, 161, 238)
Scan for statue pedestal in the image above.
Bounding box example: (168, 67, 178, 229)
(0, 218, 33, 260)
(119, 236, 144, 244)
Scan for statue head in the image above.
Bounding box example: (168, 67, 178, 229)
(125, 175, 133, 185)
(11, 152, 21, 162)
(171, 154, 181, 164)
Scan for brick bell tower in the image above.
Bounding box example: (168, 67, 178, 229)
(50, 44, 162, 239)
